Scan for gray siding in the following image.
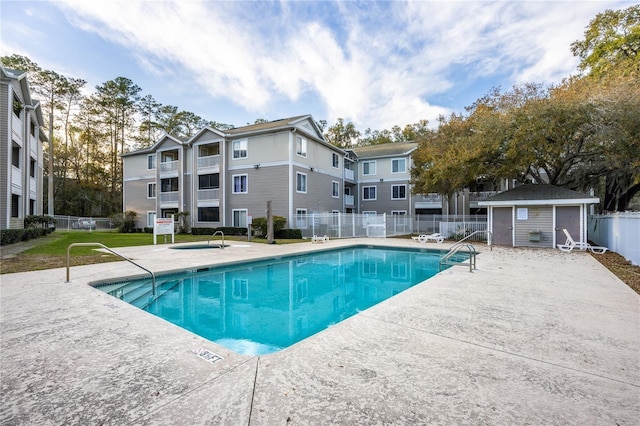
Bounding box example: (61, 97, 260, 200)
(513, 205, 554, 248)
(226, 165, 290, 222)
(293, 165, 343, 214)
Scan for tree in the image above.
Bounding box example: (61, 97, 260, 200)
(570, 5, 640, 78)
(324, 118, 360, 148)
(91, 77, 142, 212)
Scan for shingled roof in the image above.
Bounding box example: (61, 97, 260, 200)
(479, 184, 599, 205)
(350, 142, 418, 158)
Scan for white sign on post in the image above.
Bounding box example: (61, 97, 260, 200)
(154, 215, 175, 244)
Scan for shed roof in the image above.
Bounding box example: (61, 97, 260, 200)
(479, 184, 599, 206)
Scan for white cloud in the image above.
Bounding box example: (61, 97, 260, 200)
(51, 0, 634, 130)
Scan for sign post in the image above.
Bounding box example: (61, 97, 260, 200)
(247, 215, 253, 241)
(154, 215, 175, 245)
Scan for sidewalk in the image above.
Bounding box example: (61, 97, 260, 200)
(1, 239, 638, 425)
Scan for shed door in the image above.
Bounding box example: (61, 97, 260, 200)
(492, 207, 513, 246)
(556, 206, 580, 245)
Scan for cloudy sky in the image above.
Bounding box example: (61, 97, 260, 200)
(1, 0, 634, 131)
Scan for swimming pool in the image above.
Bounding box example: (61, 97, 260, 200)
(96, 246, 460, 355)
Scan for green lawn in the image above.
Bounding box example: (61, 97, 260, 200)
(1, 231, 306, 274)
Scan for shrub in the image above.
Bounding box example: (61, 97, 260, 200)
(275, 228, 302, 239)
(251, 216, 287, 237)
(24, 215, 55, 229)
(191, 227, 247, 236)
(110, 211, 138, 233)
(1, 230, 24, 246)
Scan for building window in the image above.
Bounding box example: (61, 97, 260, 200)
(332, 181, 339, 198)
(147, 211, 156, 227)
(198, 207, 220, 222)
(363, 186, 376, 200)
(147, 182, 157, 198)
(160, 177, 178, 192)
(30, 122, 36, 137)
(233, 209, 248, 227)
(296, 172, 307, 193)
(12, 94, 22, 117)
(392, 185, 406, 200)
(296, 208, 307, 228)
(198, 173, 219, 189)
(391, 158, 406, 173)
(233, 139, 248, 159)
(29, 157, 36, 178)
(11, 194, 20, 217)
(296, 136, 307, 157)
(332, 210, 340, 226)
(332, 153, 339, 168)
(362, 161, 376, 175)
(29, 199, 36, 215)
(147, 154, 156, 170)
(233, 174, 248, 193)
(232, 279, 248, 299)
(391, 210, 407, 215)
(11, 144, 20, 168)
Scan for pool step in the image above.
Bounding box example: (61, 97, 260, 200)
(107, 279, 180, 309)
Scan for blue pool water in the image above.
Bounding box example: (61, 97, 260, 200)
(98, 246, 457, 355)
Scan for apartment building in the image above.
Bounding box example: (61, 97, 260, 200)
(0, 66, 46, 230)
(122, 115, 346, 229)
(348, 142, 418, 217)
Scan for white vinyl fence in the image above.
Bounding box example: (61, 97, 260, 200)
(291, 213, 488, 241)
(588, 212, 640, 266)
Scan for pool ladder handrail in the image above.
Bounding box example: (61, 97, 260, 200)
(455, 230, 493, 251)
(439, 242, 477, 272)
(66, 243, 156, 295)
(208, 230, 224, 248)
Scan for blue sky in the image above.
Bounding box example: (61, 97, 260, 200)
(1, 0, 635, 131)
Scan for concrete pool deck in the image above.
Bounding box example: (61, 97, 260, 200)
(1, 238, 638, 425)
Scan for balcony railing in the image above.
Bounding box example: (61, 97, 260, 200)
(345, 194, 354, 206)
(159, 191, 179, 203)
(469, 191, 498, 201)
(197, 188, 220, 201)
(197, 155, 220, 169)
(414, 193, 442, 203)
(159, 160, 178, 174)
(344, 168, 355, 181)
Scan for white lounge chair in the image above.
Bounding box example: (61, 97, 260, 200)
(557, 229, 608, 254)
(311, 235, 329, 244)
(411, 233, 445, 244)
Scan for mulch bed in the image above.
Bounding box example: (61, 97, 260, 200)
(591, 251, 640, 295)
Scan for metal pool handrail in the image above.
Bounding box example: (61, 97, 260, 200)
(439, 243, 477, 272)
(208, 230, 225, 248)
(456, 230, 493, 251)
(66, 243, 156, 295)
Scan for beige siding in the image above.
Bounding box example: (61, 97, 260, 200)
(123, 154, 154, 180)
(1, 83, 9, 228)
(513, 205, 554, 248)
(124, 179, 156, 228)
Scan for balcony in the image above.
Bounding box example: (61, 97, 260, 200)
(414, 193, 442, 209)
(344, 194, 354, 206)
(197, 188, 220, 202)
(197, 155, 220, 170)
(344, 168, 355, 181)
(159, 160, 178, 174)
(159, 191, 179, 205)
